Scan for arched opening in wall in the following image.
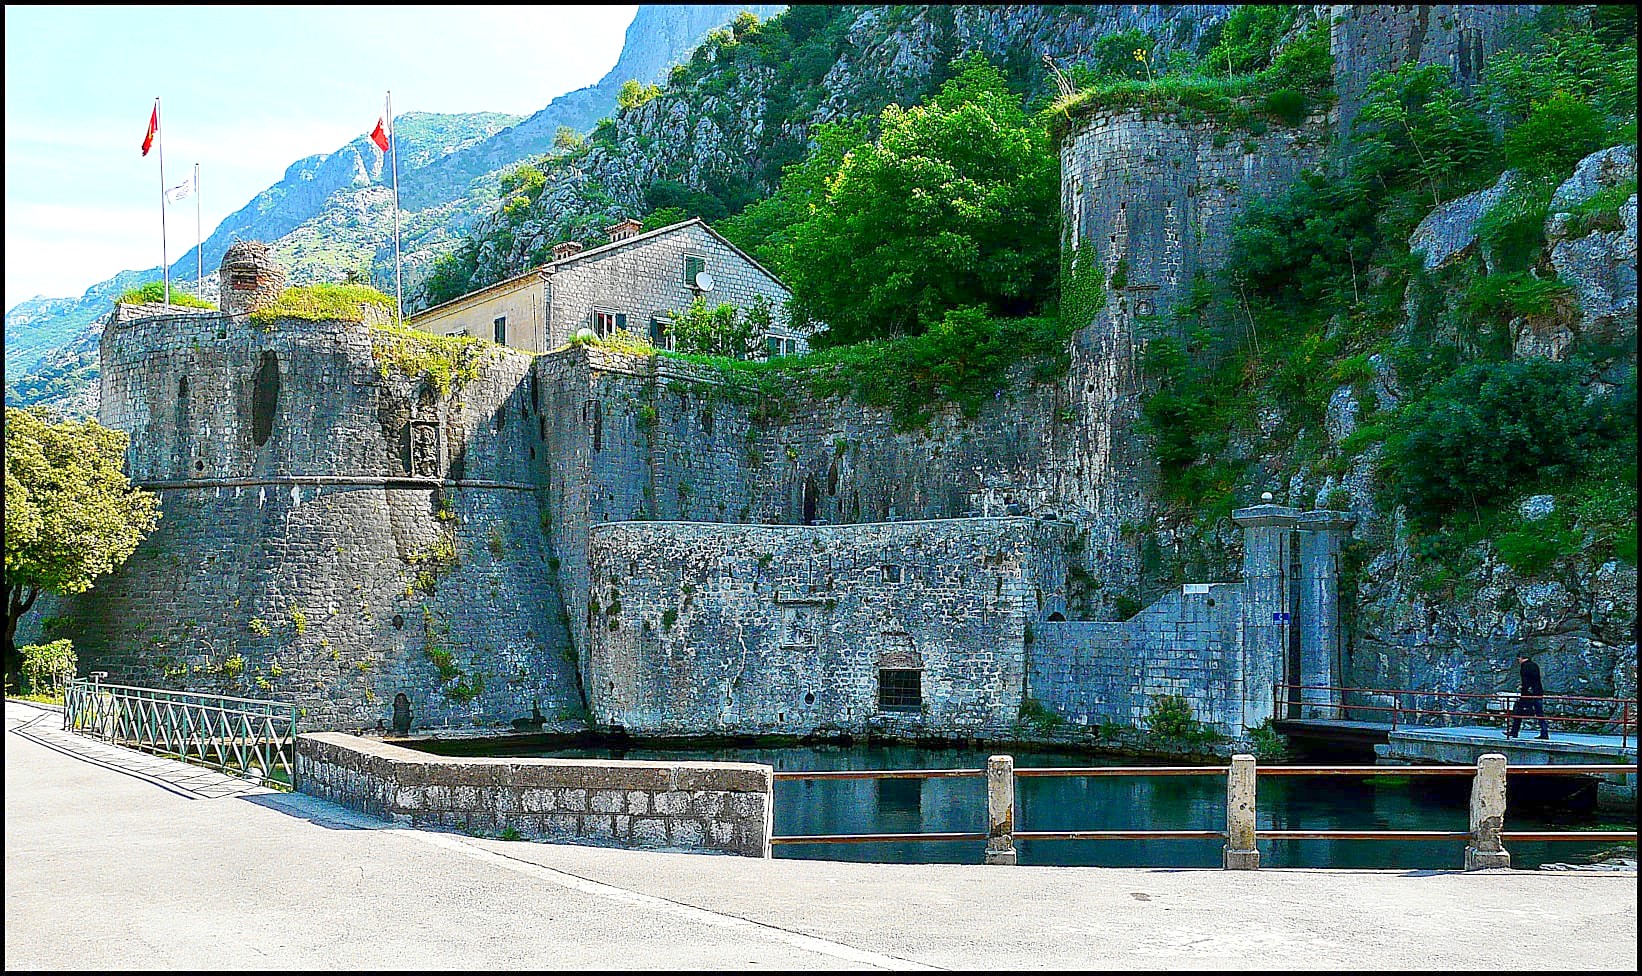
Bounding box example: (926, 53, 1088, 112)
(494, 406, 507, 433)
(827, 462, 838, 496)
(177, 375, 189, 401)
(530, 372, 540, 413)
(1047, 612, 1066, 622)
(802, 476, 819, 525)
(251, 351, 280, 448)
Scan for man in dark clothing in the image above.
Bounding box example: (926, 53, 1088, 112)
(1506, 654, 1550, 740)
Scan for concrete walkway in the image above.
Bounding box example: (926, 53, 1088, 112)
(6, 700, 1636, 971)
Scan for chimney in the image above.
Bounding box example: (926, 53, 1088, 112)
(605, 218, 642, 243)
(552, 241, 584, 261)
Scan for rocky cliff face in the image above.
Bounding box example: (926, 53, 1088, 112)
(1339, 146, 1637, 703)
(451, 4, 1235, 296)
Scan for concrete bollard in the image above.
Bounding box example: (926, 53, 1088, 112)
(984, 754, 1017, 865)
(1464, 753, 1511, 870)
(1223, 754, 1260, 869)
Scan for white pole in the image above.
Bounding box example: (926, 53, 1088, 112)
(388, 90, 403, 328)
(157, 97, 169, 306)
(195, 162, 202, 292)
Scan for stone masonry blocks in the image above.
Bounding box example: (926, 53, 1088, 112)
(296, 732, 773, 857)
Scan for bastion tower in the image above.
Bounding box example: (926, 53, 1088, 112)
(52, 245, 583, 730)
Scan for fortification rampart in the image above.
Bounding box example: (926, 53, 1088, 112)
(46, 307, 581, 732)
(1330, 4, 1541, 137)
(1055, 106, 1331, 600)
(586, 518, 1071, 736)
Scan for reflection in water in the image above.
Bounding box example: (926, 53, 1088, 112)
(523, 742, 1629, 870)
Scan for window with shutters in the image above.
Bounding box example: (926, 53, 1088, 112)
(593, 309, 625, 337)
(493, 316, 506, 344)
(683, 254, 706, 288)
(649, 316, 672, 349)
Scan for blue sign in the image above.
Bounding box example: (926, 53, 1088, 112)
(1272, 611, 1292, 622)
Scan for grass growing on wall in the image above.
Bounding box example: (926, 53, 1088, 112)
(249, 284, 393, 325)
(1047, 19, 1333, 140)
(115, 282, 216, 309)
(669, 309, 1075, 431)
(370, 322, 488, 398)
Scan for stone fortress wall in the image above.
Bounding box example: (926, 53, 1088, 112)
(1330, 4, 1542, 137)
(1053, 103, 1332, 600)
(586, 518, 1069, 736)
(43, 251, 582, 732)
(44, 5, 1584, 740)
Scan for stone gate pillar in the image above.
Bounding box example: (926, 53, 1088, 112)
(1296, 511, 1357, 718)
(1232, 501, 1300, 729)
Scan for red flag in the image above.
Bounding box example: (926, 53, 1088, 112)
(370, 118, 389, 152)
(142, 103, 158, 157)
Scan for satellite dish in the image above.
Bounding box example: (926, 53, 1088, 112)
(693, 271, 715, 292)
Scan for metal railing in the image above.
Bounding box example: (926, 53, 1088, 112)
(771, 755, 1638, 869)
(63, 674, 298, 789)
(1276, 682, 1637, 748)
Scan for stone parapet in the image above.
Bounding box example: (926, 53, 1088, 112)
(296, 732, 773, 857)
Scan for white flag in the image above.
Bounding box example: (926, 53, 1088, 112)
(165, 177, 193, 203)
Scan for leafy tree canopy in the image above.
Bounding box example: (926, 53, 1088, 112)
(4, 407, 160, 681)
(778, 54, 1059, 345)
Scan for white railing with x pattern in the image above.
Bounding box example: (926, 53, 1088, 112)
(63, 675, 299, 788)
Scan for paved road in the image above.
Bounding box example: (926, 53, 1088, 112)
(6, 700, 1636, 970)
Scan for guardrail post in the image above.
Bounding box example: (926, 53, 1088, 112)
(1464, 753, 1511, 871)
(1223, 754, 1259, 869)
(984, 754, 1016, 865)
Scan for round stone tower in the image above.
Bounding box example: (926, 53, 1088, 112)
(218, 240, 286, 315)
(57, 249, 583, 733)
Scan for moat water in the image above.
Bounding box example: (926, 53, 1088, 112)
(440, 739, 1633, 870)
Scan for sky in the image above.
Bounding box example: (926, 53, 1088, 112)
(3, 5, 638, 312)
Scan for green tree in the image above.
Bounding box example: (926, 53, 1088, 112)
(617, 80, 662, 111)
(781, 54, 1059, 344)
(670, 297, 757, 358)
(1385, 359, 1591, 527)
(716, 118, 869, 276)
(553, 125, 586, 152)
(1353, 62, 1496, 207)
(3, 408, 160, 685)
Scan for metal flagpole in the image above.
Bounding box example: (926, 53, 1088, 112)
(157, 97, 169, 306)
(195, 162, 202, 292)
(387, 90, 402, 327)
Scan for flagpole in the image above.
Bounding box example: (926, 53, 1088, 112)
(156, 97, 169, 306)
(195, 162, 202, 293)
(388, 90, 403, 327)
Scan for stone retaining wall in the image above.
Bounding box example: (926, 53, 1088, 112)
(295, 732, 772, 856)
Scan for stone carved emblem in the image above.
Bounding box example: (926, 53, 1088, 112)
(410, 421, 442, 478)
(781, 606, 815, 648)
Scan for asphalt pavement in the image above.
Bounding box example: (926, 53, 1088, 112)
(5, 699, 1635, 971)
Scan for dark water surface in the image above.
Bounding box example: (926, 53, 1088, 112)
(474, 740, 1634, 870)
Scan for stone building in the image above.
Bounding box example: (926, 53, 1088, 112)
(408, 217, 806, 357)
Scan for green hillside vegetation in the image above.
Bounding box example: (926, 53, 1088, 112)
(1137, 8, 1637, 586)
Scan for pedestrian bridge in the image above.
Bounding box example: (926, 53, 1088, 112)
(1272, 684, 1637, 806)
